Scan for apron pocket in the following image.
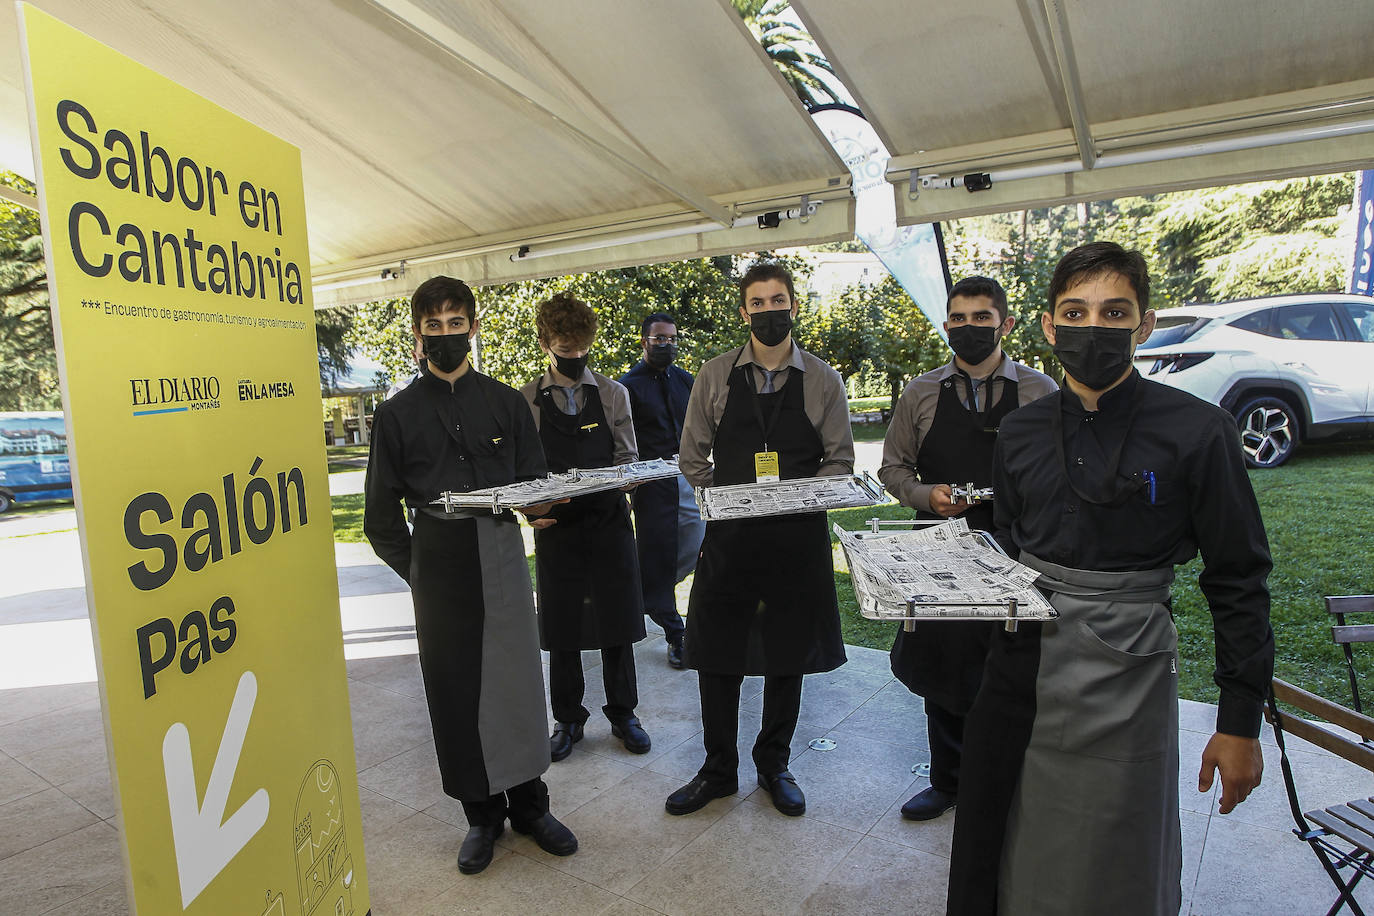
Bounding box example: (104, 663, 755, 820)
(1057, 619, 1176, 762)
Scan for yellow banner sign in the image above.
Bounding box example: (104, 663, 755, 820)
(18, 6, 369, 913)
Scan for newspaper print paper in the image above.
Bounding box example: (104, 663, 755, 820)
(432, 458, 681, 511)
(836, 519, 1057, 621)
(697, 474, 883, 522)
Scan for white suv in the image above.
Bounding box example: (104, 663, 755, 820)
(1134, 294, 1374, 468)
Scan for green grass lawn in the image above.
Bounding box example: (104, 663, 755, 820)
(851, 420, 889, 442)
(848, 396, 892, 413)
(331, 440, 1374, 705)
(326, 443, 371, 473)
(823, 441, 1374, 706)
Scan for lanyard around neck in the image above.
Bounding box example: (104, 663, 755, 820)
(955, 369, 998, 432)
(729, 345, 789, 452)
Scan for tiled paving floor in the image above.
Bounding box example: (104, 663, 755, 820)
(2, 530, 1372, 914)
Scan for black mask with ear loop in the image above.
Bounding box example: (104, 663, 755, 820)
(1052, 323, 1142, 390)
(750, 310, 793, 347)
(947, 325, 999, 365)
(421, 333, 470, 373)
(553, 352, 588, 381)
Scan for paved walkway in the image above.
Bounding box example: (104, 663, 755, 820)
(2, 508, 1371, 913)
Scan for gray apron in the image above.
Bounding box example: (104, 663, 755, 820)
(411, 510, 549, 799)
(1000, 552, 1181, 916)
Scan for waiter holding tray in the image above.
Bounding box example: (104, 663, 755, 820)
(666, 262, 854, 818)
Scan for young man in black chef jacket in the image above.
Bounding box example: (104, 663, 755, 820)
(946, 243, 1274, 916)
(364, 276, 577, 876)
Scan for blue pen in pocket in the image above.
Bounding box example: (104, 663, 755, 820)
(1143, 470, 1157, 505)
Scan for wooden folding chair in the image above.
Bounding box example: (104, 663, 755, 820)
(1268, 678, 1374, 916)
(1329, 596, 1374, 721)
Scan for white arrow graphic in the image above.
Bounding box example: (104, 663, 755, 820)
(162, 670, 270, 909)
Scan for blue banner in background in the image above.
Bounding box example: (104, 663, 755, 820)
(1352, 169, 1374, 296)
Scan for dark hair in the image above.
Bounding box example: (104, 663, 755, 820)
(410, 276, 476, 328)
(641, 312, 676, 337)
(536, 291, 598, 347)
(738, 262, 796, 309)
(1048, 242, 1150, 314)
(947, 276, 1009, 323)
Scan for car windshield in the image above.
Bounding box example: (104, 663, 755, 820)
(1141, 315, 1207, 349)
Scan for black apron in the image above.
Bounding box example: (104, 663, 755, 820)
(684, 356, 846, 676)
(533, 383, 646, 651)
(890, 373, 1018, 712)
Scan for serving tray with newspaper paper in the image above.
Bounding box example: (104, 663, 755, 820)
(431, 458, 680, 513)
(696, 472, 885, 522)
(836, 517, 1057, 631)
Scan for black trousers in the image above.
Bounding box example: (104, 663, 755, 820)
(646, 605, 685, 643)
(698, 672, 803, 783)
(549, 643, 638, 725)
(460, 777, 549, 828)
(925, 697, 964, 795)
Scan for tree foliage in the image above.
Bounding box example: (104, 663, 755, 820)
(314, 304, 357, 386)
(732, 0, 846, 109)
(0, 172, 58, 410)
(797, 273, 945, 401)
(942, 173, 1357, 377)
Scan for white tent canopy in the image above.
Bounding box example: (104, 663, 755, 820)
(1, 0, 1371, 308)
(796, 0, 1374, 224)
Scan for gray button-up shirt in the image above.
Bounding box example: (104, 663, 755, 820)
(878, 356, 1057, 512)
(679, 340, 855, 488)
(521, 367, 639, 465)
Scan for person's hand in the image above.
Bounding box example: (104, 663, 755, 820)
(1199, 732, 1263, 814)
(620, 482, 639, 492)
(519, 498, 569, 529)
(927, 484, 970, 517)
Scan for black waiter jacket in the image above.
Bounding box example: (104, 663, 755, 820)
(363, 369, 547, 583)
(992, 370, 1274, 738)
(620, 360, 694, 459)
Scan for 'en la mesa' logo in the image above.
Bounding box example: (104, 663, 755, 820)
(237, 379, 296, 402)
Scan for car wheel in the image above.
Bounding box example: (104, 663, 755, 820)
(0, 491, 12, 513)
(1235, 397, 1298, 469)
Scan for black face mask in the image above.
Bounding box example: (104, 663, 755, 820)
(947, 325, 999, 365)
(1052, 324, 1139, 390)
(750, 310, 793, 347)
(553, 352, 588, 381)
(421, 333, 470, 374)
(647, 343, 678, 370)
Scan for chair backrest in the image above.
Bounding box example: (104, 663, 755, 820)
(1328, 596, 1374, 644)
(1270, 678, 1374, 773)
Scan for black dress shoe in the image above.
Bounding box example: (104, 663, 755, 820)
(457, 823, 503, 875)
(511, 812, 578, 856)
(666, 640, 685, 669)
(610, 716, 652, 754)
(900, 786, 956, 821)
(665, 775, 737, 815)
(757, 770, 806, 816)
(549, 721, 583, 762)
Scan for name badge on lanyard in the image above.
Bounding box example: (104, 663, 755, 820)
(744, 356, 788, 483)
(755, 450, 780, 482)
